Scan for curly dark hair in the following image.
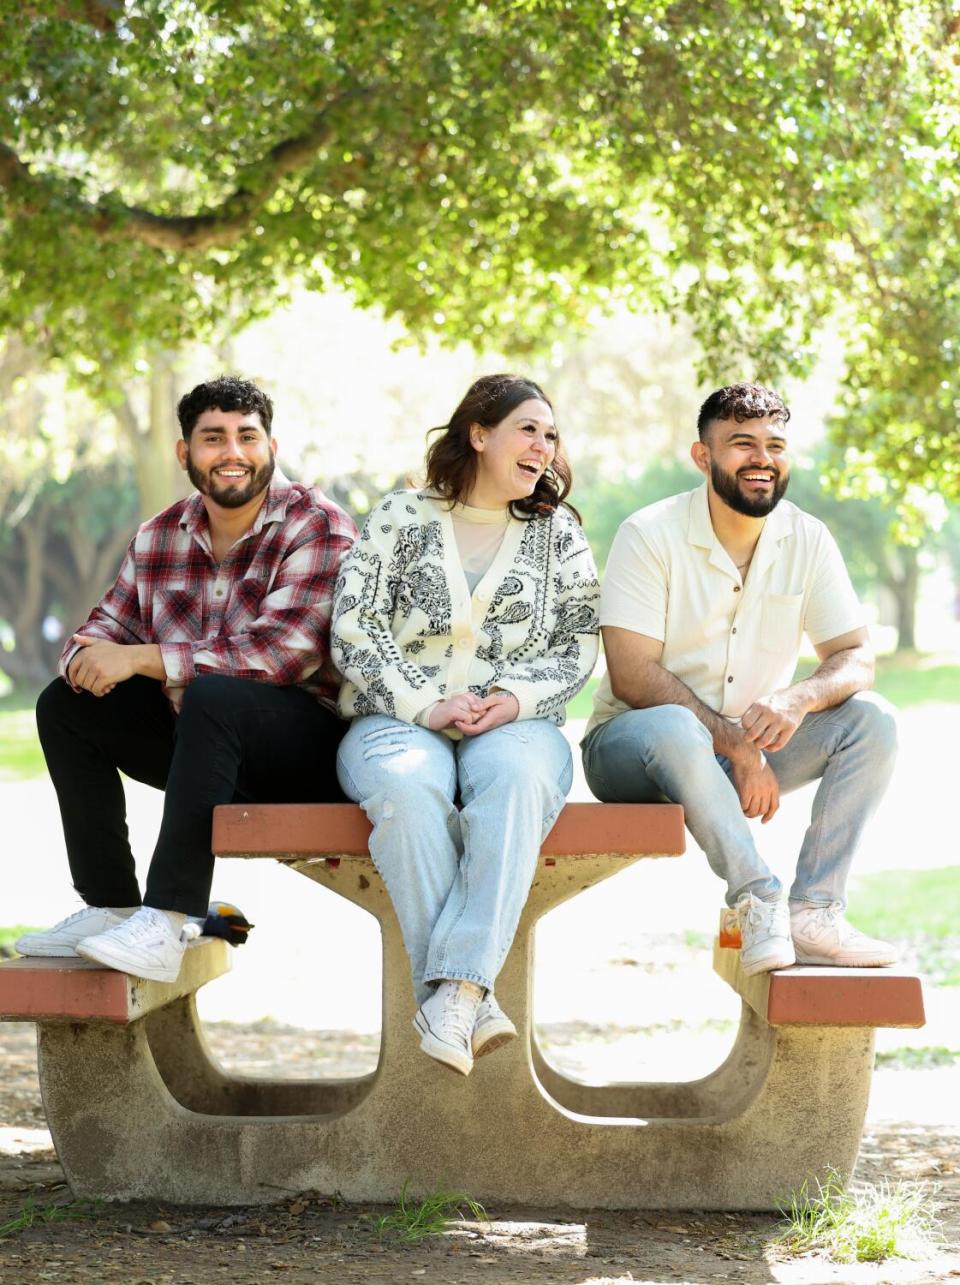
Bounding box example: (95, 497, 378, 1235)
(696, 382, 790, 440)
(423, 373, 578, 521)
(176, 376, 274, 439)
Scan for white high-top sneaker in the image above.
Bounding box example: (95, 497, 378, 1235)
(736, 894, 796, 977)
(791, 902, 897, 967)
(413, 980, 483, 1076)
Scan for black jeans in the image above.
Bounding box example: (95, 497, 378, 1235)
(36, 673, 346, 916)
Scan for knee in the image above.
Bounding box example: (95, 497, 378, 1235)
(847, 691, 898, 762)
(178, 673, 240, 720)
(35, 677, 73, 735)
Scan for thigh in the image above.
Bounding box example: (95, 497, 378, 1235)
(456, 720, 573, 802)
(180, 676, 346, 803)
(337, 715, 457, 804)
(582, 705, 710, 803)
(37, 674, 174, 790)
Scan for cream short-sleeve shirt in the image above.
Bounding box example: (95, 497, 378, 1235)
(585, 484, 865, 736)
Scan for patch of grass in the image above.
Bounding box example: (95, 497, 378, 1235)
(873, 660, 960, 708)
(0, 1196, 102, 1239)
(566, 674, 599, 721)
(777, 1170, 941, 1263)
(372, 1182, 486, 1244)
(0, 925, 35, 954)
(875, 1046, 960, 1070)
(0, 706, 44, 780)
(847, 868, 960, 985)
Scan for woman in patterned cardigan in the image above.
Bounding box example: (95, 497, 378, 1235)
(332, 374, 599, 1076)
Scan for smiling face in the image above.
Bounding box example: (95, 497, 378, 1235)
(692, 414, 790, 518)
(177, 408, 277, 510)
(466, 398, 558, 509)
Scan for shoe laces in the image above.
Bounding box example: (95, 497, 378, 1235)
(56, 906, 107, 929)
(441, 985, 480, 1044)
(109, 907, 170, 944)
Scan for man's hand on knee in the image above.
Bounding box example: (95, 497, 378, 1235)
(69, 636, 165, 697)
(740, 689, 807, 753)
(730, 749, 780, 823)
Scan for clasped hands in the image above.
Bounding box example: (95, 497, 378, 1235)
(731, 688, 809, 823)
(427, 690, 519, 735)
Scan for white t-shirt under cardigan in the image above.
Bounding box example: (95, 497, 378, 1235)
(586, 483, 865, 736)
(332, 490, 600, 731)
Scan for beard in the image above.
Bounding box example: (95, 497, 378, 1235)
(710, 458, 788, 518)
(186, 452, 275, 509)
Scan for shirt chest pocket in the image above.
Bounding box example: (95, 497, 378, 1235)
(760, 593, 803, 653)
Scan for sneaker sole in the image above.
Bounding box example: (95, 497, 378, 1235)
(740, 946, 796, 977)
(13, 941, 81, 958)
(794, 948, 897, 968)
(473, 1019, 517, 1059)
(75, 940, 182, 983)
(412, 1012, 473, 1076)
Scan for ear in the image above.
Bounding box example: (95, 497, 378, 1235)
(469, 423, 486, 453)
(175, 438, 189, 472)
(270, 437, 278, 457)
(690, 439, 710, 478)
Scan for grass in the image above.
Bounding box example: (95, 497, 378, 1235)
(0, 926, 34, 954)
(371, 1182, 486, 1244)
(847, 867, 960, 985)
(0, 1196, 102, 1239)
(777, 1169, 941, 1263)
(875, 1046, 960, 1069)
(0, 696, 44, 780)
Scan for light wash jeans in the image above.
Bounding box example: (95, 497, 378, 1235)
(581, 693, 897, 908)
(337, 715, 573, 1004)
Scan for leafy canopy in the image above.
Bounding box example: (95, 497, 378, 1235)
(2, 1, 959, 500)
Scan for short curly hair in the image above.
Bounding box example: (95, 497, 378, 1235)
(176, 376, 274, 439)
(696, 382, 790, 440)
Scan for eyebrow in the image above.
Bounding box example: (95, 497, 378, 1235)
(725, 429, 786, 444)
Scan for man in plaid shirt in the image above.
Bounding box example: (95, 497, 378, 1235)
(18, 376, 358, 983)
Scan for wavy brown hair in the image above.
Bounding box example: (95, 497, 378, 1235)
(423, 374, 579, 521)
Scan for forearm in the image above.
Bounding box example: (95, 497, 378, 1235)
(783, 644, 874, 716)
(612, 658, 754, 761)
(128, 644, 166, 681)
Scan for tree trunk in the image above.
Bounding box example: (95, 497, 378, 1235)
(888, 546, 919, 652)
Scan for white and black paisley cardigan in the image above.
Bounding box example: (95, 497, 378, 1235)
(331, 490, 600, 728)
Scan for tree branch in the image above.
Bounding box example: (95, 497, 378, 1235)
(0, 83, 374, 252)
(24, 1, 120, 32)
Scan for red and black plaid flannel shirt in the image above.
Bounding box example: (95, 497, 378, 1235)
(59, 473, 358, 713)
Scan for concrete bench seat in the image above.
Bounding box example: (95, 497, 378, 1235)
(1, 800, 924, 1210)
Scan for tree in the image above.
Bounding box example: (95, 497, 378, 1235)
(1, 1, 958, 505)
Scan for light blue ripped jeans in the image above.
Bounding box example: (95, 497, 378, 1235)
(337, 715, 573, 1004)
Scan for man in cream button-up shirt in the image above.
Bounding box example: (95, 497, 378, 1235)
(582, 382, 898, 977)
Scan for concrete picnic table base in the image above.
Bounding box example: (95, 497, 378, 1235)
(31, 850, 910, 1210)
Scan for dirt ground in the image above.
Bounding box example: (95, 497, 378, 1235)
(0, 1022, 958, 1285)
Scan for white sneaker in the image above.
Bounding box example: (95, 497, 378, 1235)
(15, 906, 138, 958)
(472, 992, 517, 1058)
(791, 902, 898, 967)
(76, 906, 188, 983)
(413, 980, 482, 1076)
(736, 894, 796, 977)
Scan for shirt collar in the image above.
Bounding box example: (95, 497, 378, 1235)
(687, 482, 796, 579)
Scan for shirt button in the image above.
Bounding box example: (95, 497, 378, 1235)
(727, 675, 734, 683)
(732, 627, 737, 635)
(733, 586, 741, 594)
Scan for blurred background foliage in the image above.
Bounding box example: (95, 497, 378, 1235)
(1, 0, 959, 687)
